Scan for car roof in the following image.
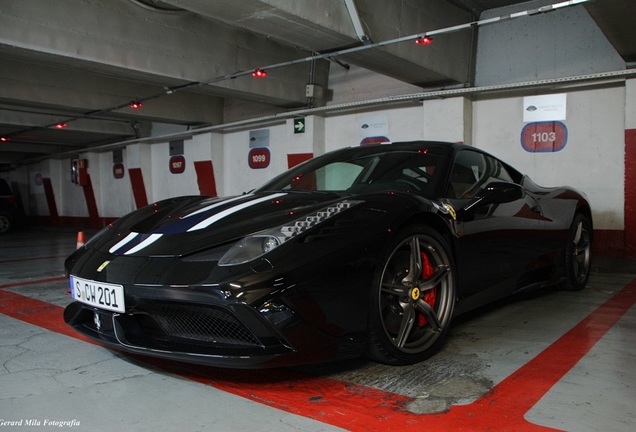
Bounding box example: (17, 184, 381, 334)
(349, 140, 475, 152)
(330, 140, 459, 157)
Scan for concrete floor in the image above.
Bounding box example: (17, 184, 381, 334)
(1, 229, 634, 432)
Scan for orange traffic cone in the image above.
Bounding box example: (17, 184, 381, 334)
(76, 231, 85, 249)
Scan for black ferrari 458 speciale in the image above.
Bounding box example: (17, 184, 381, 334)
(64, 141, 592, 368)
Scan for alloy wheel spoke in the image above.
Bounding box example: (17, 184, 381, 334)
(402, 237, 422, 286)
(419, 265, 450, 291)
(395, 303, 416, 348)
(415, 299, 441, 332)
(577, 238, 590, 252)
(382, 282, 408, 296)
(575, 253, 588, 277)
(575, 247, 589, 262)
(573, 222, 583, 244)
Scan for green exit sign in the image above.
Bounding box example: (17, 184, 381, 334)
(294, 117, 305, 134)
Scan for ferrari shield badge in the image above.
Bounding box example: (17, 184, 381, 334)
(443, 203, 457, 221)
(410, 287, 421, 301)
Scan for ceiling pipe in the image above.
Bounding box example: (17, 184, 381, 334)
(4, 0, 592, 144)
(23, 68, 635, 165)
(344, 0, 372, 44)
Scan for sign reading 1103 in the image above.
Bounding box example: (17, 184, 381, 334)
(521, 121, 568, 153)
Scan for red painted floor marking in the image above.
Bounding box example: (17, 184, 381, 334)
(0, 255, 67, 264)
(0, 276, 66, 289)
(0, 285, 94, 344)
(1, 279, 635, 431)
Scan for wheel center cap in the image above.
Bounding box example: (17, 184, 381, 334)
(410, 287, 421, 301)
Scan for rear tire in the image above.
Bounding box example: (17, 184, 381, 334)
(563, 213, 592, 291)
(367, 225, 456, 365)
(0, 212, 11, 234)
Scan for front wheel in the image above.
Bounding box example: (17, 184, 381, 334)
(563, 213, 592, 291)
(367, 226, 456, 365)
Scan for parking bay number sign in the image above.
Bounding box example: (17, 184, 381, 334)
(521, 121, 568, 152)
(249, 147, 270, 169)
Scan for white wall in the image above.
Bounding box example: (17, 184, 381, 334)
(9, 0, 632, 234)
(473, 86, 626, 230)
(627, 79, 636, 130)
(223, 126, 289, 196)
(55, 159, 85, 218)
(17, 81, 631, 233)
(98, 150, 135, 217)
(150, 142, 199, 201)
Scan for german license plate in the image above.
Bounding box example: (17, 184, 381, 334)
(70, 275, 125, 313)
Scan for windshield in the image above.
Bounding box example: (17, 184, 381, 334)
(257, 148, 445, 197)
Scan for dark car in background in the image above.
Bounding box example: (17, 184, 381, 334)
(0, 178, 21, 234)
(63, 141, 592, 368)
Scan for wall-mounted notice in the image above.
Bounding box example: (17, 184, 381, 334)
(249, 129, 270, 148)
(359, 113, 390, 146)
(523, 94, 567, 122)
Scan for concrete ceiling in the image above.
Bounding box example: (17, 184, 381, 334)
(0, 0, 634, 168)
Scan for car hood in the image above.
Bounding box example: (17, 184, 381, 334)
(91, 191, 357, 257)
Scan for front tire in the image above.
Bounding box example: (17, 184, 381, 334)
(563, 213, 592, 291)
(367, 226, 456, 365)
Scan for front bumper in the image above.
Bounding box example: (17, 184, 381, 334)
(64, 299, 296, 368)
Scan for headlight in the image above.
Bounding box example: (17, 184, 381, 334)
(217, 233, 281, 266)
(218, 200, 361, 266)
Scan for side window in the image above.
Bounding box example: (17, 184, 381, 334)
(291, 162, 364, 191)
(448, 151, 485, 199)
(486, 157, 515, 184)
(448, 150, 514, 199)
(318, 162, 364, 190)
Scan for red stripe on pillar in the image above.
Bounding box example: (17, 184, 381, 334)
(625, 129, 636, 256)
(41, 178, 59, 223)
(194, 160, 217, 197)
(287, 153, 313, 169)
(128, 168, 148, 209)
(82, 174, 101, 228)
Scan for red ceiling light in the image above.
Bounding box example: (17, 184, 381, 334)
(415, 36, 433, 45)
(55, 123, 67, 129)
(130, 101, 143, 109)
(251, 68, 267, 78)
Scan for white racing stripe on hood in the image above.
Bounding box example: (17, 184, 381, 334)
(187, 193, 287, 232)
(182, 194, 252, 219)
(124, 233, 163, 255)
(108, 232, 139, 254)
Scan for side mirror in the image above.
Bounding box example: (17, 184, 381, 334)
(463, 181, 523, 212)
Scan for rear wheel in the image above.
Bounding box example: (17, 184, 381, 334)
(563, 213, 592, 291)
(367, 226, 456, 365)
(0, 212, 11, 234)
